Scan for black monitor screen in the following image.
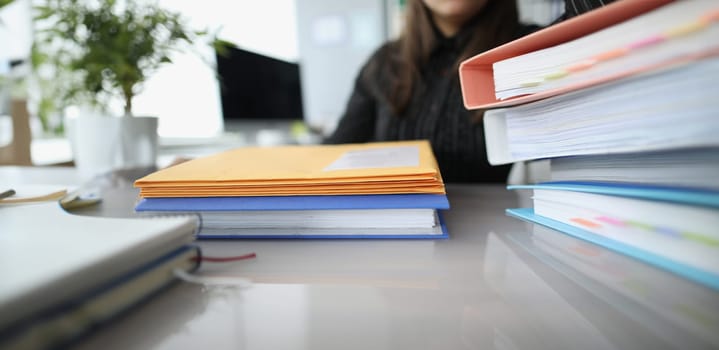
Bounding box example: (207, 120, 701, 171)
(215, 46, 303, 121)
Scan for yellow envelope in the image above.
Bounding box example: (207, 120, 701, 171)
(135, 140, 445, 197)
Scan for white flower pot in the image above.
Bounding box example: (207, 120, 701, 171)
(66, 115, 158, 179)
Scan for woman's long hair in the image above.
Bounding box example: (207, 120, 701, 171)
(390, 0, 520, 115)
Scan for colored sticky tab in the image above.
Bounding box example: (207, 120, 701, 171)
(627, 35, 666, 50)
(699, 10, 719, 24)
(665, 21, 708, 38)
(593, 48, 629, 61)
(654, 226, 681, 238)
(519, 79, 543, 87)
(570, 217, 601, 229)
(682, 232, 719, 247)
(596, 216, 625, 226)
(566, 59, 596, 72)
(543, 70, 569, 80)
(625, 220, 652, 230)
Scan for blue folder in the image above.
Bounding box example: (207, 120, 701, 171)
(507, 208, 719, 292)
(135, 193, 450, 211)
(508, 181, 719, 208)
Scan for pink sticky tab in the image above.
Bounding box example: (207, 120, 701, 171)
(596, 216, 625, 226)
(627, 35, 665, 50)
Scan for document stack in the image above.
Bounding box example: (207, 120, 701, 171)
(134, 140, 450, 239)
(459, 0, 719, 290)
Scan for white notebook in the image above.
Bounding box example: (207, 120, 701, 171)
(0, 202, 199, 348)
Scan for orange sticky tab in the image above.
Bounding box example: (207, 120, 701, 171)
(566, 59, 596, 72)
(593, 48, 629, 62)
(570, 218, 601, 229)
(699, 10, 719, 24)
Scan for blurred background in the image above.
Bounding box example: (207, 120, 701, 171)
(0, 0, 562, 165)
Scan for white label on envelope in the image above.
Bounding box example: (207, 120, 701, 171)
(323, 146, 420, 171)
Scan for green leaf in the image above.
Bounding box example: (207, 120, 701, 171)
(0, 0, 15, 9)
(213, 39, 237, 57)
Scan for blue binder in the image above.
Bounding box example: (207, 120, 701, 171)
(506, 182, 719, 291)
(507, 208, 719, 291)
(508, 181, 719, 208)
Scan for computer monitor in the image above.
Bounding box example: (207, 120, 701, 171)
(215, 46, 304, 131)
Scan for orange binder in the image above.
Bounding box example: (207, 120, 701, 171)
(458, 0, 674, 110)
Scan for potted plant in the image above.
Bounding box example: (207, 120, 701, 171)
(33, 0, 207, 177)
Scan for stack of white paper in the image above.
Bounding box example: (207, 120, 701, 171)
(493, 0, 719, 100)
(550, 148, 719, 189)
(485, 58, 719, 164)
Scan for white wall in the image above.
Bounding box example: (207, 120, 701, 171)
(0, 0, 32, 118)
(295, 0, 387, 135)
(517, 0, 564, 26)
(0, 0, 32, 61)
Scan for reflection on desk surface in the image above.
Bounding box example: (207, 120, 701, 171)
(76, 221, 719, 350)
(2, 166, 717, 350)
(507, 225, 719, 350)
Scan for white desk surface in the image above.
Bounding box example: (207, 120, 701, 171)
(2, 166, 718, 350)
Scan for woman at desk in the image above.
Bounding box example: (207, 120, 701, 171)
(323, 0, 611, 183)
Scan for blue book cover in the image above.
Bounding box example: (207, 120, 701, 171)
(507, 208, 719, 292)
(135, 193, 450, 211)
(508, 181, 719, 208)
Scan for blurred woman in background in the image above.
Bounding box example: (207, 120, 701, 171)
(323, 0, 536, 182)
(324, 0, 612, 183)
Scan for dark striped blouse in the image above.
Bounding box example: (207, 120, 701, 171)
(324, 1, 611, 183)
(560, 0, 614, 21)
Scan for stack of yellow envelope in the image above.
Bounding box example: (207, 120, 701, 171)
(135, 140, 445, 197)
